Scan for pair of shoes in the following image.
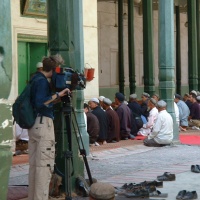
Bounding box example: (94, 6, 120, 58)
(157, 172, 176, 181)
(149, 190, 168, 198)
(140, 180, 163, 188)
(176, 190, 198, 200)
(192, 126, 200, 130)
(191, 165, 200, 173)
(125, 188, 149, 198)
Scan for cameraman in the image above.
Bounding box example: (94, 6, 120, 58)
(28, 55, 70, 200)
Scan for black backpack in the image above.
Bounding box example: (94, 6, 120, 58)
(12, 76, 42, 129)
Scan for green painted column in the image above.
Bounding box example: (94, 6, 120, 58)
(0, 0, 12, 98)
(158, 0, 178, 140)
(176, 6, 181, 95)
(142, 0, 155, 96)
(47, 0, 88, 192)
(187, 0, 198, 91)
(128, 0, 136, 94)
(0, 1, 13, 200)
(197, 0, 200, 91)
(0, 104, 13, 200)
(118, 0, 125, 94)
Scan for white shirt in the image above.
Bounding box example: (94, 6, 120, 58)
(174, 102, 179, 124)
(149, 110, 173, 144)
(15, 123, 29, 141)
(143, 107, 158, 129)
(138, 107, 158, 136)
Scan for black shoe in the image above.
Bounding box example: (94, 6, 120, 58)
(182, 191, 198, 200)
(191, 165, 200, 173)
(128, 185, 156, 193)
(76, 176, 90, 197)
(120, 183, 128, 189)
(149, 190, 168, 198)
(157, 172, 176, 181)
(176, 190, 187, 199)
(140, 180, 163, 188)
(125, 188, 149, 198)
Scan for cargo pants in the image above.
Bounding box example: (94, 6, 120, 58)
(28, 116, 55, 200)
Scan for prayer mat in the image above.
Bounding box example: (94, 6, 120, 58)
(179, 134, 200, 145)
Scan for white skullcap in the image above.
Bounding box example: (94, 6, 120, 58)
(130, 93, 137, 99)
(36, 62, 43, 68)
(142, 92, 150, 98)
(190, 90, 197, 96)
(103, 98, 112, 105)
(98, 96, 105, 101)
(149, 98, 157, 105)
(157, 100, 167, 108)
(90, 98, 99, 104)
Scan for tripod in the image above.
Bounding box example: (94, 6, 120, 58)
(58, 94, 93, 200)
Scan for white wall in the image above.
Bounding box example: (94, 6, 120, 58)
(83, 0, 99, 100)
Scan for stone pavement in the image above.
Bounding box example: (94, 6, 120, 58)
(8, 130, 200, 199)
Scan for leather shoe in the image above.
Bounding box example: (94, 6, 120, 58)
(125, 188, 149, 198)
(157, 172, 175, 181)
(182, 191, 198, 200)
(176, 190, 187, 199)
(149, 190, 168, 198)
(140, 180, 163, 188)
(191, 165, 200, 173)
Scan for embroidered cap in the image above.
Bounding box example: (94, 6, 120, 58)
(98, 96, 105, 101)
(36, 62, 43, 68)
(157, 100, 167, 108)
(103, 98, 112, 106)
(89, 98, 99, 104)
(142, 92, 150, 98)
(149, 98, 157, 105)
(130, 93, 137, 99)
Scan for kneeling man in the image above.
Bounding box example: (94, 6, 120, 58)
(144, 100, 173, 147)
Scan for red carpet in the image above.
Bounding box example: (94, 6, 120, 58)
(179, 134, 200, 145)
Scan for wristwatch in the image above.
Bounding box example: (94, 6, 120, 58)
(56, 92, 60, 99)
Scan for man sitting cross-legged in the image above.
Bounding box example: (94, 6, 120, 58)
(137, 98, 158, 136)
(143, 100, 173, 147)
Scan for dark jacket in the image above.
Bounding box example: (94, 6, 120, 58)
(31, 72, 54, 119)
(92, 106, 108, 141)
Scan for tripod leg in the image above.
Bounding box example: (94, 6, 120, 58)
(72, 120, 93, 185)
(64, 151, 73, 200)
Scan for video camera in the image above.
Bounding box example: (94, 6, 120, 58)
(52, 67, 86, 91)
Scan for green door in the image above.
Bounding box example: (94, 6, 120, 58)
(18, 42, 47, 94)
